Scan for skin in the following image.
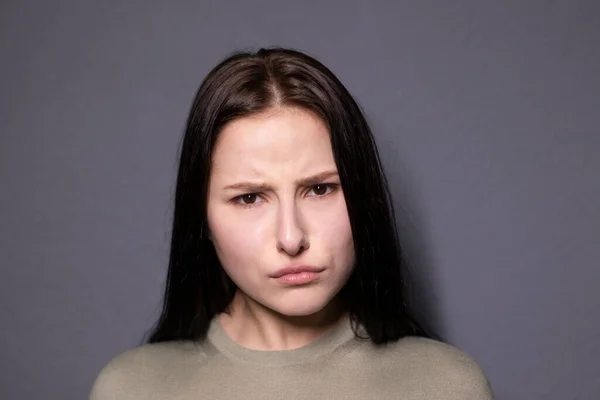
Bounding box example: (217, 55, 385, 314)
(206, 106, 355, 351)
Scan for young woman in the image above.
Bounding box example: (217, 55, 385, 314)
(90, 48, 493, 399)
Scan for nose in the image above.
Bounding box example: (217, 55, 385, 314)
(276, 201, 309, 256)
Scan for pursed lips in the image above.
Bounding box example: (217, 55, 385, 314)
(269, 265, 324, 278)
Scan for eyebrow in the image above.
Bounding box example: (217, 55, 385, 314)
(223, 170, 340, 192)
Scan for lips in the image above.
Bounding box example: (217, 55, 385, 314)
(270, 265, 324, 278)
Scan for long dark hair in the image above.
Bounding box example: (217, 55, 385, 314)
(146, 47, 431, 345)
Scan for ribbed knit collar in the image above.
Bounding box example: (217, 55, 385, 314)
(205, 314, 359, 366)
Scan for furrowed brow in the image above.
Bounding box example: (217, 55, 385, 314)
(223, 182, 273, 192)
(223, 170, 339, 192)
(295, 170, 339, 187)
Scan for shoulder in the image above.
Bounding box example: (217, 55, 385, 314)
(354, 336, 494, 399)
(89, 341, 206, 400)
(391, 337, 493, 399)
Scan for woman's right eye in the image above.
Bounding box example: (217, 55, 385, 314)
(241, 194, 257, 204)
(234, 193, 262, 206)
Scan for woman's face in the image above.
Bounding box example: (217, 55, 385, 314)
(207, 107, 355, 317)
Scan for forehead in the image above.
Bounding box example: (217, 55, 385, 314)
(211, 107, 335, 175)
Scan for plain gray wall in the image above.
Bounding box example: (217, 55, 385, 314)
(1, 0, 598, 399)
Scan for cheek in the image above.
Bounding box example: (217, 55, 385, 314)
(207, 207, 267, 274)
(315, 199, 355, 263)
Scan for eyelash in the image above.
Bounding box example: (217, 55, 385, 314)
(231, 183, 338, 208)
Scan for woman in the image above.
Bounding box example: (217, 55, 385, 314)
(90, 48, 493, 399)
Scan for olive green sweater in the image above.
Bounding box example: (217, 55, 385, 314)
(90, 317, 493, 399)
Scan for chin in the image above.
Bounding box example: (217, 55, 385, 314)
(265, 294, 335, 318)
(274, 306, 326, 317)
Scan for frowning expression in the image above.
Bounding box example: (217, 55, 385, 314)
(207, 106, 355, 316)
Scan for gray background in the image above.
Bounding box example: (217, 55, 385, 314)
(1, 0, 598, 399)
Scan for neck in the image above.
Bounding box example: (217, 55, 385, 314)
(217, 290, 346, 351)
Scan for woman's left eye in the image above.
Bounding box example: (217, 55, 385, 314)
(308, 184, 335, 197)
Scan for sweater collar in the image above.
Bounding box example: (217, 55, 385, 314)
(205, 314, 358, 366)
